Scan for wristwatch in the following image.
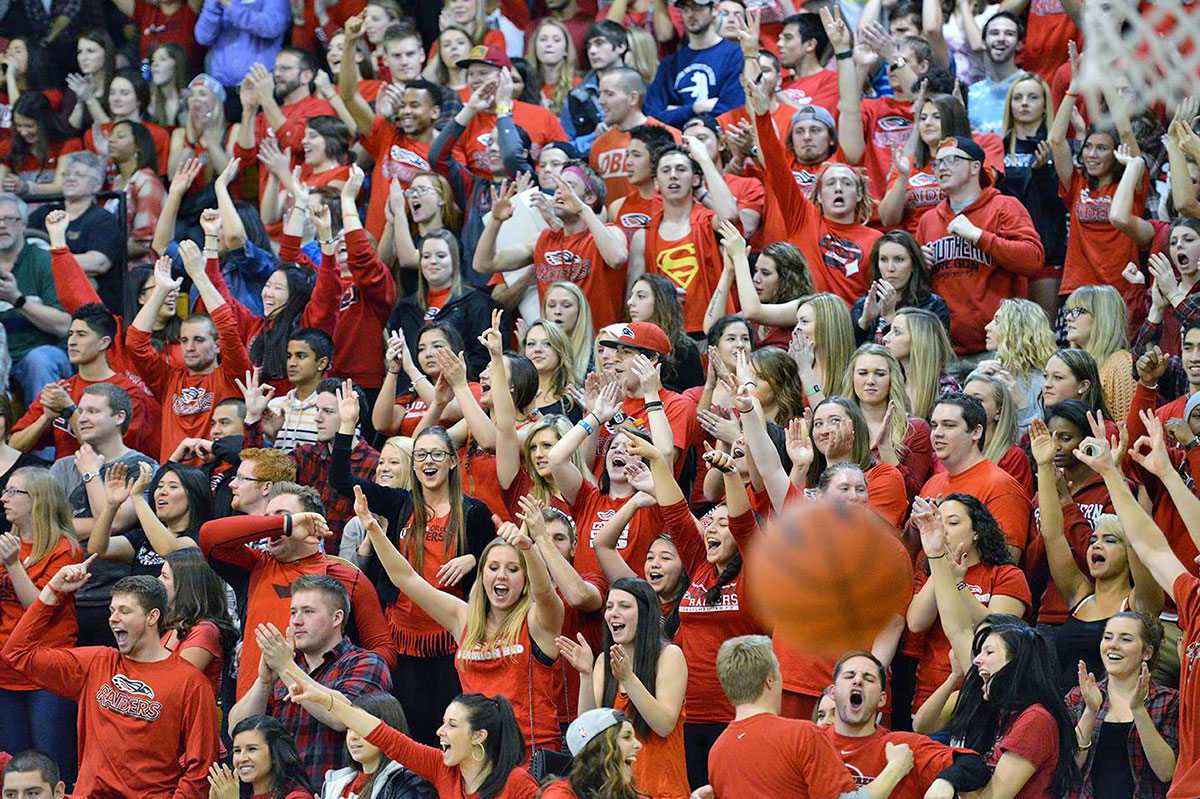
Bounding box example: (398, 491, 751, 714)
(81, 470, 100, 483)
(61, 404, 78, 419)
(12, 294, 26, 310)
(1186, 437, 1200, 452)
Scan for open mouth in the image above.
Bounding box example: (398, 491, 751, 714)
(492, 583, 510, 600)
(421, 465, 440, 478)
(646, 568, 664, 586)
(849, 688, 864, 711)
(113, 628, 129, 647)
(609, 620, 627, 636)
(1105, 651, 1124, 663)
(625, 754, 637, 767)
(705, 536, 721, 553)
(611, 454, 628, 470)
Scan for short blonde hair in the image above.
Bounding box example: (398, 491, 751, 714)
(716, 635, 779, 705)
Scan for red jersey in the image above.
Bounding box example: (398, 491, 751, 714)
(858, 97, 914, 200)
(198, 515, 396, 699)
(755, 109, 881, 304)
(12, 370, 159, 460)
(165, 619, 223, 700)
(916, 187, 1045, 354)
(388, 513, 465, 657)
(913, 562, 1031, 704)
(780, 70, 840, 118)
(1, 137, 83, 187)
(2, 599, 218, 799)
(361, 116, 433, 241)
(708, 714, 855, 799)
(645, 204, 733, 333)
(1060, 171, 1149, 314)
(612, 191, 660, 240)
(824, 726, 971, 799)
(132, 0, 202, 69)
(669, 499, 764, 723)
(865, 461, 908, 528)
(458, 102, 567, 179)
(596, 390, 701, 481)
(126, 303, 251, 461)
(981, 704, 1060, 799)
(919, 459, 1033, 552)
(1171, 573, 1200, 798)
(232, 94, 337, 196)
(0, 538, 82, 690)
(590, 119, 680, 202)
(534, 225, 628, 332)
(1018, 0, 1081, 81)
(85, 121, 171, 183)
(365, 722, 538, 798)
(568, 480, 665, 578)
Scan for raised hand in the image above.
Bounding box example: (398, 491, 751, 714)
(1122, 261, 1147, 286)
(697, 406, 741, 445)
(44, 209, 69, 247)
(0, 533, 20, 565)
(478, 308, 505, 358)
(215, 156, 239, 190)
(47, 554, 98, 594)
(496, 520, 534, 551)
(591, 379, 624, 424)
(1028, 416, 1055, 466)
(433, 347, 468, 389)
(342, 164, 365, 201)
(170, 156, 205, 197)
(818, 5, 852, 53)
(178, 238, 207, 279)
(703, 440, 737, 474)
(555, 632, 595, 675)
(1127, 410, 1175, 477)
(235, 366, 277, 422)
(1136, 345, 1168, 386)
(1078, 659, 1102, 714)
(257, 137, 291, 177)
(785, 417, 814, 474)
(623, 459, 657, 495)
(152, 254, 183, 294)
(207, 762, 239, 799)
(103, 461, 133, 508)
(910, 495, 947, 557)
(335, 378, 360, 427)
(610, 643, 634, 681)
(489, 179, 519, 222)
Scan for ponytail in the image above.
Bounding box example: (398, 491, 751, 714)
(456, 693, 526, 799)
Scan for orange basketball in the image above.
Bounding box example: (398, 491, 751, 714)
(747, 501, 913, 658)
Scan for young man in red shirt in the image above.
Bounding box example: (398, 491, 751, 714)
(234, 48, 336, 196)
(608, 125, 674, 239)
(591, 66, 680, 202)
(474, 160, 630, 332)
(3, 569, 218, 799)
(229, 575, 392, 782)
(127, 243, 251, 462)
(825, 651, 990, 798)
(920, 393, 1031, 560)
(630, 142, 738, 333)
(777, 13, 839, 115)
(199, 483, 395, 699)
(916, 136, 1043, 355)
(700, 635, 911, 798)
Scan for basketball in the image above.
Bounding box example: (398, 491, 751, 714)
(747, 501, 913, 658)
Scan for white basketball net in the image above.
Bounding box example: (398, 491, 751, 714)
(1076, 0, 1200, 109)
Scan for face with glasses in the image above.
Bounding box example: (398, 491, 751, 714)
(0, 203, 25, 251)
(272, 54, 310, 101)
(61, 161, 102, 201)
(138, 271, 179, 318)
(1064, 304, 1093, 348)
(411, 432, 456, 490)
(1, 475, 31, 526)
(406, 176, 443, 224)
(932, 147, 980, 192)
(229, 462, 270, 512)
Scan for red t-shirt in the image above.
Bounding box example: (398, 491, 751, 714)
(458, 102, 566, 179)
(12, 371, 159, 461)
(1060, 170, 1149, 313)
(913, 562, 1031, 704)
(612, 190, 660, 240)
(858, 97, 914, 201)
(589, 120, 680, 202)
(424, 287, 451, 320)
(708, 714, 855, 798)
(1171, 572, 1200, 798)
(596, 390, 701, 481)
(132, 0, 202, 69)
(361, 116, 433, 241)
(0, 538, 82, 690)
(389, 513, 466, 656)
(567, 479, 664, 578)
(1018, 0, 1081, 81)
(534, 226, 628, 332)
(984, 704, 1060, 799)
(780, 70, 840, 118)
(824, 726, 970, 799)
(165, 619, 224, 700)
(365, 722, 538, 798)
(919, 459, 1033, 552)
(865, 461, 908, 528)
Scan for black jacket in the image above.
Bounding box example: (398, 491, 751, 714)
(387, 286, 498, 384)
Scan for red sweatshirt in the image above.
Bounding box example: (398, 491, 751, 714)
(232, 94, 336, 198)
(365, 722, 538, 798)
(916, 187, 1045, 354)
(198, 515, 397, 698)
(1, 598, 218, 798)
(12, 371, 158, 459)
(127, 303, 251, 462)
(756, 109, 882, 305)
(280, 235, 343, 337)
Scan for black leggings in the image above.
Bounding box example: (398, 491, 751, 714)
(392, 653, 461, 746)
(684, 721, 728, 789)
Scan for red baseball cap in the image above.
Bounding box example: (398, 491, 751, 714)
(602, 322, 672, 357)
(457, 43, 512, 70)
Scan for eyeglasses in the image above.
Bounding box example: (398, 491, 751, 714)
(1064, 306, 1092, 320)
(0, 215, 23, 226)
(273, 65, 300, 74)
(232, 473, 269, 483)
(931, 155, 973, 169)
(406, 185, 436, 197)
(1, 488, 29, 497)
(412, 449, 452, 463)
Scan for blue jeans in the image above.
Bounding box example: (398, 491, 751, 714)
(11, 345, 71, 407)
(0, 687, 77, 781)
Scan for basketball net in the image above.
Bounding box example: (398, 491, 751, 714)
(1076, 0, 1200, 110)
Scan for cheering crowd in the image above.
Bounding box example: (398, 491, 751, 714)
(0, 0, 1196, 795)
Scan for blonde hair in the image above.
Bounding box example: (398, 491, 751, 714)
(1002, 72, 1055, 155)
(461, 539, 533, 652)
(716, 634, 778, 705)
(526, 18, 578, 114)
(625, 27, 659, 83)
(813, 164, 874, 224)
(543, 281, 593, 385)
(592, 323, 623, 376)
(9, 467, 74, 565)
(802, 293, 855, 398)
(896, 308, 952, 419)
(964, 371, 1018, 462)
(523, 319, 578, 412)
(994, 298, 1056, 379)
(845, 343, 912, 456)
(1066, 285, 1130, 365)
(520, 415, 581, 506)
(379, 436, 413, 490)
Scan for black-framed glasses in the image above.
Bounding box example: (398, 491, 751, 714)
(931, 155, 973, 169)
(1064, 306, 1092, 320)
(413, 449, 452, 463)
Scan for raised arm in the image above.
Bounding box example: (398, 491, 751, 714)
(549, 380, 622, 505)
(152, 157, 204, 256)
(1167, 98, 1200, 218)
(824, 7, 865, 164)
(1109, 146, 1155, 248)
(1128, 409, 1200, 555)
(1030, 418, 1092, 608)
(591, 492, 653, 585)
(522, 495, 602, 612)
(1048, 42, 1081, 190)
(338, 14, 377, 134)
(497, 513, 564, 654)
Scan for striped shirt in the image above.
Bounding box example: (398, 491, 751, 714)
(268, 389, 320, 452)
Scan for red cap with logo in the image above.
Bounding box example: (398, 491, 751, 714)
(605, 321, 672, 357)
(457, 43, 513, 70)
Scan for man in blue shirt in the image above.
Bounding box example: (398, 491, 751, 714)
(195, 0, 291, 109)
(645, 0, 744, 128)
(967, 13, 1023, 135)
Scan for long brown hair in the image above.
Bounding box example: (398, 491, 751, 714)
(406, 427, 467, 574)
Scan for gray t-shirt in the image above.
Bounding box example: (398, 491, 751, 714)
(50, 449, 159, 606)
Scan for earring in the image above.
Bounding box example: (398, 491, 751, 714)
(472, 741, 486, 762)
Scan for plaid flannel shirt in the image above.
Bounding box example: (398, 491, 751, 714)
(292, 437, 378, 546)
(267, 638, 392, 782)
(124, 167, 165, 269)
(1065, 677, 1179, 799)
(1133, 291, 1200, 404)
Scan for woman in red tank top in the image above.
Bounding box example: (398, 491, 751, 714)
(556, 577, 689, 799)
(354, 489, 566, 757)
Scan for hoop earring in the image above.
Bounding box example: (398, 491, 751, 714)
(472, 741, 486, 762)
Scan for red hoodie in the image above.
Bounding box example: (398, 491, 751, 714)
(916, 187, 1045, 354)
